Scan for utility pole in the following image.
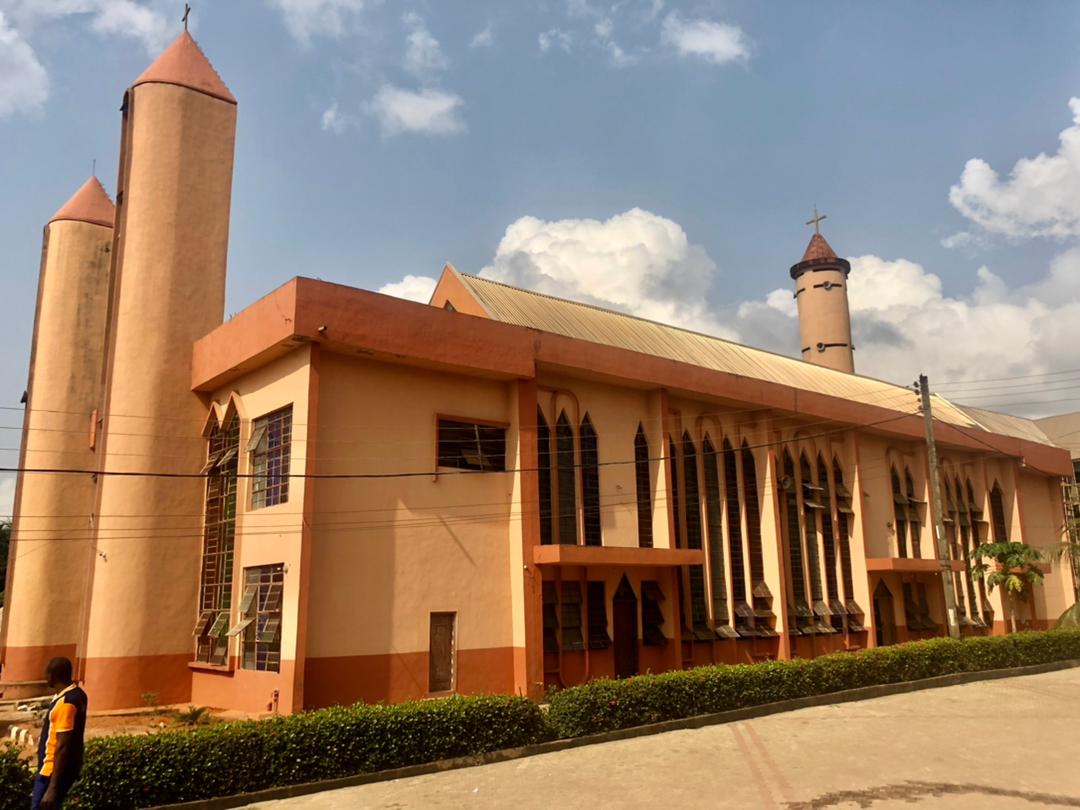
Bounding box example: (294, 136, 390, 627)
(917, 374, 961, 639)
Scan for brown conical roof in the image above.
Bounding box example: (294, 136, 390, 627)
(49, 177, 115, 228)
(133, 31, 236, 104)
(801, 232, 838, 263)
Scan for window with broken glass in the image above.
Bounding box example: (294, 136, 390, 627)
(194, 414, 239, 665)
(437, 418, 507, 472)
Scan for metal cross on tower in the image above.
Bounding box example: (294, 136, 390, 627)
(805, 206, 827, 235)
(182, 3, 191, 31)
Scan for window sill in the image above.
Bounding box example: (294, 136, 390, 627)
(188, 661, 234, 675)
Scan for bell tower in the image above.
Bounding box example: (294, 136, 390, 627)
(790, 209, 854, 374)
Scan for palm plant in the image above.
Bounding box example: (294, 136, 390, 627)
(971, 541, 1044, 633)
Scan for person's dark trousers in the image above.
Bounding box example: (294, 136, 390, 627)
(31, 774, 72, 809)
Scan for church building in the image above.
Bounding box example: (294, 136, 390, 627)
(2, 32, 1075, 713)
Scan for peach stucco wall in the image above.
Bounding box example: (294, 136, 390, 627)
(190, 346, 312, 714)
(302, 353, 516, 706)
(3, 219, 112, 682)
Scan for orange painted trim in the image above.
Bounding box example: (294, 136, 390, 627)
(865, 557, 965, 573)
(191, 278, 1071, 475)
(532, 544, 704, 567)
(0, 644, 77, 684)
(81, 653, 193, 709)
(303, 646, 516, 709)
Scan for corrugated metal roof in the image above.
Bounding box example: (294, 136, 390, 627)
(453, 271, 1049, 445)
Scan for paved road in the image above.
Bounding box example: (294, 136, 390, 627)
(250, 667, 1080, 809)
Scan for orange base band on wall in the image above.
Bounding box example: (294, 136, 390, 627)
(81, 653, 193, 709)
(1, 643, 77, 684)
(304, 646, 516, 709)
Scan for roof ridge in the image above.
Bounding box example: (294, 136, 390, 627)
(133, 31, 235, 104)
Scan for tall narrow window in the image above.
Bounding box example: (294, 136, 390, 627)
(429, 612, 456, 692)
(969, 480, 993, 621)
(682, 434, 710, 640)
(587, 581, 611, 649)
(580, 415, 601, 546)
(634, 425, 653, 548)
(833, 460, 864, 631)
(641, 580, 667, 645)
(560, 582, 584, 650)
(990, 482, 1008, 542)
(251, 405, 292, 510)
(542, 581, 559, 652)
(943, 479, 970, 624)
(702, 437, 730, 630)
(556, 411, 577, 545)
(195, 414, 239, 665)
(669, 438, 683, 549)
(783, 451, 811, 630)
(817, 456, 843, 630)
(537, 409, 553, 546)
(906, 470, 922, 557)
(800, 454, 831, 633)
(725, 439, 752, 634)
(891, 467, 908, 557)
(239, 563, 284, 673)
(742, 442, 774, 633)
(956, 476, 983, 627)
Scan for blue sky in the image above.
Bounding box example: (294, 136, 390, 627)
(2, 1, 1080, 513)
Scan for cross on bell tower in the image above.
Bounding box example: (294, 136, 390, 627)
(182, 3, 191, 31)
(805, 206, 827, 235)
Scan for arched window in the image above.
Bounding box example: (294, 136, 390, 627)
(800, 454, 830, 632)
(905, 470, 922, 557)
(942, 478, 969, 623)
(702, 437, 730, 630)
(817, 455, 842, 629)
(669, 438, 682, 549)
(682, 433, 709, 639)
(580, 415, 601, 547)
(990, 482, 1008, 542)
(555, 411, 577, 545)
(724, 439, 751, 633)
(634, 425, 652, 548)
(833, 459, 864, 631)
(891, 467, 908, 557)
(967, 480, 992, 622)
(537, 408, 553, 546)
(196, 412, 239, 665)
(742, 441, 773, 631)
(955, 476, 983, 627)
(783, 450, 811, 629)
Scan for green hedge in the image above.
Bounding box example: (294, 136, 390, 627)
(0, 743, 33, 810)
(545, 629, 1080, 738)
(66, 694, 546, 809)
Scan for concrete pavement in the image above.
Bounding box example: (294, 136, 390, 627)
(249, 667, 1080, 809)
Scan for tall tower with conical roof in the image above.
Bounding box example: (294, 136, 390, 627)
(81, 31, 237, 708)
(0, 179, 114, 686)
(790, 214, 854, 374)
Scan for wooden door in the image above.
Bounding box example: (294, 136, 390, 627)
(429, 612, 456, 692)
(613, 576, 639, 679)
(873, 581, 896, 647)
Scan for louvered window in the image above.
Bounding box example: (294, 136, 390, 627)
(240, 563, 284, 673)
(580, 415, 601, 546)
(587, 581, 611, 649)
(891, 467, 908, 557)
(833, 460, 864, 630)
(634, 425, 653, 548)
(560, 581, 585, 651)
(437, 419, 507, 471)
(702, 437, 730, 629)
(801, 455, 832, 634)
(742, 442, 774, 633)
(537, 409, 553, 546)
(251, 406, 292, 510)
(556, 411, 577, 545)
(817, 456, 843, 630)
(641, 580, 667, 645)
(990, 483, 1008, 542)
(783, 451, 811, 632)
(906, 470, 923, 557)
(669, 438, 682, 548)
(724, 440, 752, 635)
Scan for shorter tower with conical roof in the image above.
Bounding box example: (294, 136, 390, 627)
(790, 212, 854, 374)
(1, 178, 114, 685)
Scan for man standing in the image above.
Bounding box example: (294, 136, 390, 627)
(32, 658, 87, 810)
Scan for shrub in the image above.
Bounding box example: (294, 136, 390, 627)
(66, 694, 546, 809)
(545, 629, 1080, 738)
(0, 742, 33, 810)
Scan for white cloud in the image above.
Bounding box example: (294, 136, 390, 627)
(403, 12, 447, 79)
(469, 22, 493, 49)
(267, 0, 365, 45)
(89, 0, 168, 53)
(0, 476, 13, 519)
(539, 28, 572, 53)
(950, 98, 1080, 240)
(0, 11, 48, 118)
(378, 274, 437, 303)
(369, 84, 464, 137)
(593, 17, 635, 67)
(478, 208, 733, 337)
(320, 100, 345, 133)
(660, 12, 749, 65)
